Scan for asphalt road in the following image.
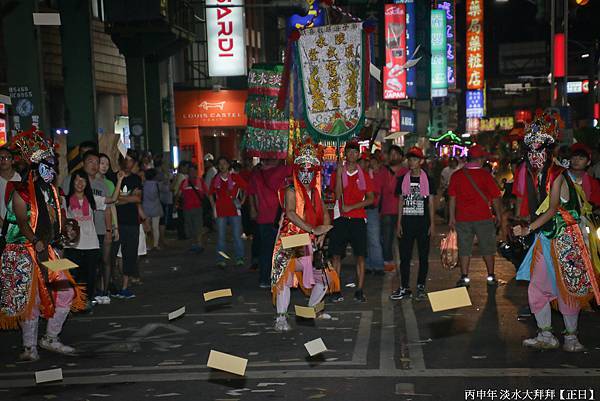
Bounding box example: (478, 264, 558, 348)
(1, 230, 599, 401)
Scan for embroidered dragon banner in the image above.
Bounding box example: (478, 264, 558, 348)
(296, 23, 366, 143)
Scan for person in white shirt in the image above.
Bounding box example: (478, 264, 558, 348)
(64, 169, 100, 311)
(0, 147, 21, 227)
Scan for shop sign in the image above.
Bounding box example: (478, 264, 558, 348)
(175, 90, 248, 127)
(479, 116, 514, 131)
(466, 0, 484, 90)
(466, 90, 484, 118)
(0, 117, 6, 147)
(383, 4, 407, 100)
(431, 10, 447, 98)
(400, 109, 415, 132)
(466, 117, 480, 133)
(436, 1, 456, 89)
(206, 0, 247, 77)
(567, 81, 590, 94)
(9, 86, 34, 118)
(391, 108, 400, 132)
(515, 109, 532, 123)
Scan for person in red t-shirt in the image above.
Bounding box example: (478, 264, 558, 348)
(328, 140, 374, 303)
(179, 164, 208, 253)
(448, 144, 502, 287)
(378, 145, 408, 271)
(209, 157, 248, 268)
(248, 160, 291, 288)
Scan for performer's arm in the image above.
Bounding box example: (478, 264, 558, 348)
(321, 197, 331, 226)
(516, 175, 563, 236)
(13, 192, 44, 253)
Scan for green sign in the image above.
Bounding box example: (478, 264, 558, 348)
(430, 10, 447, 98)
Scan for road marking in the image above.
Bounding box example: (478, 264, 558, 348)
(400, 298, 426, 370)
(379, 273, 395, 370)
(2, 368, 600, 388)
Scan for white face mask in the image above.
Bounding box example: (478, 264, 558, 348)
(38, 162, 55, 183)
(298, 169, 314, 185)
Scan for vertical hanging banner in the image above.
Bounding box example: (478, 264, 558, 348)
(436, 1, 456, 89)
(383, 4, 407, 100)
(394, 0, 416, 98)
(466, 0, 484, 90)
(206, 0, 247, 77)
(430, 9, 447, 98)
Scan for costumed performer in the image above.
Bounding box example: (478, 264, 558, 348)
(513, 114, 600, 352)
(0, 128, 85, 361)
(271, 138, 338, 332)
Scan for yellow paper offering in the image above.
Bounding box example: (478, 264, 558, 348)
(427, 287, 472, 312)
(42, 259, 78, 272)
(281, 233, 310, 249)
(204, 289, 233, 302)
(207, 350, 247, 376)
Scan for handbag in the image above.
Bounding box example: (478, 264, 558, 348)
(440, 229, 458, 270)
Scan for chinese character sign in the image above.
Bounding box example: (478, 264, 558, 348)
(431, 10, 447, 98)
(437, 1, 456, 89)
(466, 90, 484, 118)
(384, 4, 407, 100)
(391, 108, 400, 133)
(466, 0, 484, 90)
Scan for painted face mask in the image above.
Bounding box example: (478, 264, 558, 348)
(528, 149, 547, 170)
(38, 162, 55, 183)
(297, 165, 315, 185)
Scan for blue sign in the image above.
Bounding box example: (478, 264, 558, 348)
(466, 90, 484, 118)
(400, 109, 416, 132)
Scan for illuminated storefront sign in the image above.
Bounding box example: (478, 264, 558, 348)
(383, 4, 407, 100)
(466, 90, 484, 118)
(466, 0, 484, 90)
(437, 1, 456, 89)
(206, 0, 247, 77)
(430, 9, 447, 98)
(400, 109, 415, 132)
(175, 90, 248, 127)
(479, 116, 514, 131)
(391, 108, 400, 132)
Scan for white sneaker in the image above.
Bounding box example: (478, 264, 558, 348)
(563, 335, 585, 352)
(101, 296, 111, 305)
(522, 332, 559, 350)
(94, 295, 104, 305)
(18, 346, 39, 362)
(39, 336, 77, 355)
(316, 312, 332, 320)
(274, 316, 292, 332)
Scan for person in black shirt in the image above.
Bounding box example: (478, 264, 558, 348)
(113, 150, 142, 299)
(391, 147, 436, 301)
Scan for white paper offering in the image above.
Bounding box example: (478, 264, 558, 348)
(35, 368, 63, 384)
(168, 306, 186, 321)
(304, 338, 327, 357)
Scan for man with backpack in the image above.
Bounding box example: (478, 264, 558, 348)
(448, 145, 502, 287)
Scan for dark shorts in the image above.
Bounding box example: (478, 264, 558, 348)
(328, 217, 367, 258)
(455, 219, 497, 257)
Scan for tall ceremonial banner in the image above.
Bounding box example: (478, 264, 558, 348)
(466, 0, 484, 90)
(296, 23, 366, 144)
(243, 64, 289, 159)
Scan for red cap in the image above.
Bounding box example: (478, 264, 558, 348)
(571, 143, 592, 159)
(360, 152, 370, 160)
(406, 147, 425, 159)
(468, 144, 490, 159)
